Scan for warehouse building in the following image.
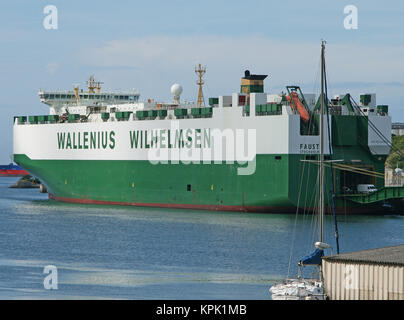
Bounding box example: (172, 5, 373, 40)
(392, 123, 404, 136)
(322, 244, 404, 300)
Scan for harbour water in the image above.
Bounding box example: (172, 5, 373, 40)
(0, 177, 403, 300)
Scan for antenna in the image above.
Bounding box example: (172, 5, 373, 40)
(195, 64, 206, 108)
(86, 75, 103, 93)
(73, 84, 80, 102)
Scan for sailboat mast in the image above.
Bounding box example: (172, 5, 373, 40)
(319, 41, 326, 243)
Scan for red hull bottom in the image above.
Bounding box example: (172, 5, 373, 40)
(49, 193, 294, 213)
(48, 194, 387, 215)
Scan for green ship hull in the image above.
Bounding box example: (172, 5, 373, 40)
(14, 150, 389, 214)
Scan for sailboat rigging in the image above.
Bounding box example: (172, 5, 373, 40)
(270, 40, 337, 300)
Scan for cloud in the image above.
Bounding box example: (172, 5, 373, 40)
(78, 36, 319, 88)
(76, 35, 404, 120)
(45, 62, 60, 75)
(78, 35, 404, 84)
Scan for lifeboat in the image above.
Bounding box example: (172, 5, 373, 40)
(286, 92, 310, 123)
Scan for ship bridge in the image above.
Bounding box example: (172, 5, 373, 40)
(39, 90, 139, 106)
(39, 76, 140, 110)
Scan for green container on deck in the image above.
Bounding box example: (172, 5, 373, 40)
(270, 104, 281, 113)
(68, 114, 80, 122)
(267, 104, 275, 112)
(256, 105, 262, 113)
(201, 107, 212, 115)
(18, 116, 27, 123)
(157, 109, 167, 118)
(48, 115, 59, 122)
(29, 116, 38, 124)
(136, 110, 147, 119)
(115, 112, 123, 120)
(123, 111, 132, 119)
(37, 115, 48, 123)
(148, 110, 157, 118)
(174, 108, 188, 117)
(101, 112, 110, 121)
(244, 105, 250, 114)
(209, 97, 219, 106)
(191, 108, 202, 116)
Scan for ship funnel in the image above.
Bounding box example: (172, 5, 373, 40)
(240, 70, 268, 95)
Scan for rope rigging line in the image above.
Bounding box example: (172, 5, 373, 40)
(323, 54, 340, 254)
(287, 158, 308, 279)
(306, 161, 385, 179)
(287, 53, 324, 279)
(333, 163, 384, 177)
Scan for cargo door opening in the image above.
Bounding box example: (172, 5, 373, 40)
(339, 166, 375, 194)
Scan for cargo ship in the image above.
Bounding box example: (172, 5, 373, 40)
(13, 63, 403, 214)
(0, 163, 29, 177)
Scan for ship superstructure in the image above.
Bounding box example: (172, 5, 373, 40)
(38, 75, 140, 115)
(13, 68, 400, 214)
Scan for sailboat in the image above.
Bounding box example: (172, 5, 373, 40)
(269, 41, 338, 300)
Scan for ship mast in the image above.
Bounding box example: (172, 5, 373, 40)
(319, 41, 326, 245)
(195, 64, 206, 108)
(86, 75, 103, 93)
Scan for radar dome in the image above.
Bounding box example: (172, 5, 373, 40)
(171, 83, 183, 96)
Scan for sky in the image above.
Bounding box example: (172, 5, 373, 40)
(1, 0, 403, 163)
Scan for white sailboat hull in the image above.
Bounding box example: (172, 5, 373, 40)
(270, 279, 326, 300)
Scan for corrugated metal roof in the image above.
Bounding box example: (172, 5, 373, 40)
(323, 244, 404, 266)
